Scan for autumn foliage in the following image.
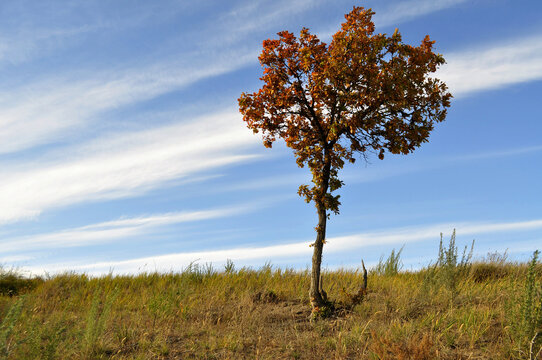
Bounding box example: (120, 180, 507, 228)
(239, 6, 451, 313)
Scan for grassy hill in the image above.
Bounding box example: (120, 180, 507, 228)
(1, 242, 541, 359)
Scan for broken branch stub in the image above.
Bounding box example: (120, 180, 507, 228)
(350, 259, 368, 306)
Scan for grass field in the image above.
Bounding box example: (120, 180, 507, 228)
(1, 237, 541, 359)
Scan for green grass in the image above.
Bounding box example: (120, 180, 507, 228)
(0, 245, 541, 359)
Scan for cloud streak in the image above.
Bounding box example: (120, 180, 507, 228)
(438, 34, 542, 96)
(0, 47, 256, 155)
(449, 145, 542, 162)
(374, 0, 468, 27)
(0, 23, 108, 66)
(24, 217, 542, 275)
(0, 1, 197, 67)
(0, 204, 256, 254)
(0, 110, 259, 224)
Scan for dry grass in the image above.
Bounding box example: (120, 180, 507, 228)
(0, 254, 540, 359)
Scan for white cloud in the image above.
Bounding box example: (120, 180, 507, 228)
(458, 219, 542, 235)
(438, 35, 542, 96)
(0, 24, 106, 65)
(0, 47, 256, 155)
(24, 217, 542, 275)
(449, 145, 542, 161)
(0, 110, 259, 224)
(374, 0, 468, 28)
(0, 1, 197, 67)
(218, 0, 319, 38)
(0, 255, 35, 264)
(0, 204, 255, 254)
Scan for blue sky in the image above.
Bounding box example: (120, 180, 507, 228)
(1, 0, 541, 276)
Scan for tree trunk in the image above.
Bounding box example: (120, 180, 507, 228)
(309, 202, 327, 310)
(309, 147, 332, 314)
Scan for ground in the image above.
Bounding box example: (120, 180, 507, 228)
(0, 251, 541, 359)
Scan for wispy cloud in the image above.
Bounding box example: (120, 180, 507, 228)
(0, 255, 35, 264)
(0, 110, 259, 224)
(438, 34, 542, 96)
(25, 217, 542, 275)
(0, 47, 256, 155)
(449, 145, 542, 161)
(0, 23, 107, 66)
(0, 204, 256, 254)
(374, 0, 468, 28)
(218, 0, 319, 39)
(0, 1, 196, 67)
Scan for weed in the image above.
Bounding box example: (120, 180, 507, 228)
(184, 261, 214, 284)
(422, 230, 474, 299)
(148, 290, 175, 333)
(508, 250, 542, 358)
(83, 287, 119, 357)
(0, 296, 24, 357)
(224, 259, 235, 274)
(27, 321, 67, 360)
(437, 230, 474, 290)
(375, 246, 404, 276)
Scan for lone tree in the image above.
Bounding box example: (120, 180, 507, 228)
(238, 7, 451, 314)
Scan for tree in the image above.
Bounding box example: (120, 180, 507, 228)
(238, 6, 451, 314)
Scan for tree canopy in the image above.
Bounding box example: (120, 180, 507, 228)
(239, 7, 451, 215)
